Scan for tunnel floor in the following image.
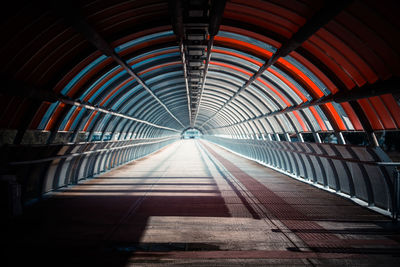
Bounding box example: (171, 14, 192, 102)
(5, 140, 400, 266)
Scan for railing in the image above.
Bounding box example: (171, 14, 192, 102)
(8, 137, 177, 165)
(205, 136, 400, 221)
(4, 136, 178, 202)
(392, 166, 400, 221)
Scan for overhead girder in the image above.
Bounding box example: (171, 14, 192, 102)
(200, 88, 234, 104)
(200, 94, 266, 120)
(212, 34, 396, 132)
(201, 59, 317, 126)
(235, 94, 264, 117)
(210, 46, 312, 102)
(200, 86, 231, 102)
(169, 0, 227, 126)
(245, 92, 271, 115)
(205, 111, 243, 130)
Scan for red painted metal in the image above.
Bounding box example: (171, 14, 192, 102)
(340, 102, 363, 131)
(293, 111, 308, 132)
(267, 68, 309, 102)
(99, 77, 134, 106)
(214, 35, 325, 99)
(64, 107, 82, 131)
(290, 52, 339, 94)
(1, 0, 400, 135)
(301, 40, 356, 89)
(323, 103, 347, 131)
(83, 111, 98, 132)
(316, 28, 378, 85)
(68, 57, 115, 98)
(53, 51, 104, 94)
(29, 103, 52, 130)
(278, 57, 324, 98)
(357, 99, 384, 130)
(369, 96, 397, 130)
(309, 106, 328, 131)
(45, 103, 66, 131)
(209, 61, 253, 77)
(219, 25, 281, 48)
(256, 77, 292, 107)
(213, 48, 309, 102)
(381, 94, 400, 128)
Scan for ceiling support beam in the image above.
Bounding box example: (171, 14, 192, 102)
(60, 98, 181, 132)
(210, 76, 400, 130)
(170, 0, 226, 127)
(180, 41, 193, 126)
(45, 1, 185, 129)
(199, 0, 351, 129)
(0, 76, 180, 134)
(193, 0, 226, 127)
(170, 0, 192, 126)
(191, 35, 213, 127)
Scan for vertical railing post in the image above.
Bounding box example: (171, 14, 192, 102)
(393, 167, 400, 222)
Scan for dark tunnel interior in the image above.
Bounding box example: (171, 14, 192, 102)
(1, 0, 400, 266)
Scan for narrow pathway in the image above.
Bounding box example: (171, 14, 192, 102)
(6, 140, 400, 266)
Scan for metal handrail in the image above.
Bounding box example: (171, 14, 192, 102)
(221, 138, 400, 167)
(209, 137, 400, 221)
(391, 167, 400, 222)
(8, 137, 177, 166)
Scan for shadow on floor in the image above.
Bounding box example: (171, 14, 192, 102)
(4, 183, 231, 266)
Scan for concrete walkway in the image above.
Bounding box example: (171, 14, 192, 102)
(5, 140, 400, 266)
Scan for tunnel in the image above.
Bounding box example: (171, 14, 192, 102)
(1, 0, 400, 266)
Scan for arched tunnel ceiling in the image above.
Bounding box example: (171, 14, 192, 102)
(1, 0, 400, 144)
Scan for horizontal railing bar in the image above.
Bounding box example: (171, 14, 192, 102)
(8, 137, 178, 165)
(213, 138, 400, 168)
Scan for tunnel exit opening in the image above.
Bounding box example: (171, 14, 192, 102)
(181, 128, 202, 139)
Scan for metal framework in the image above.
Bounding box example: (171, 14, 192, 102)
(1, 0, 400, 215)
(43, 0, 187, 132)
